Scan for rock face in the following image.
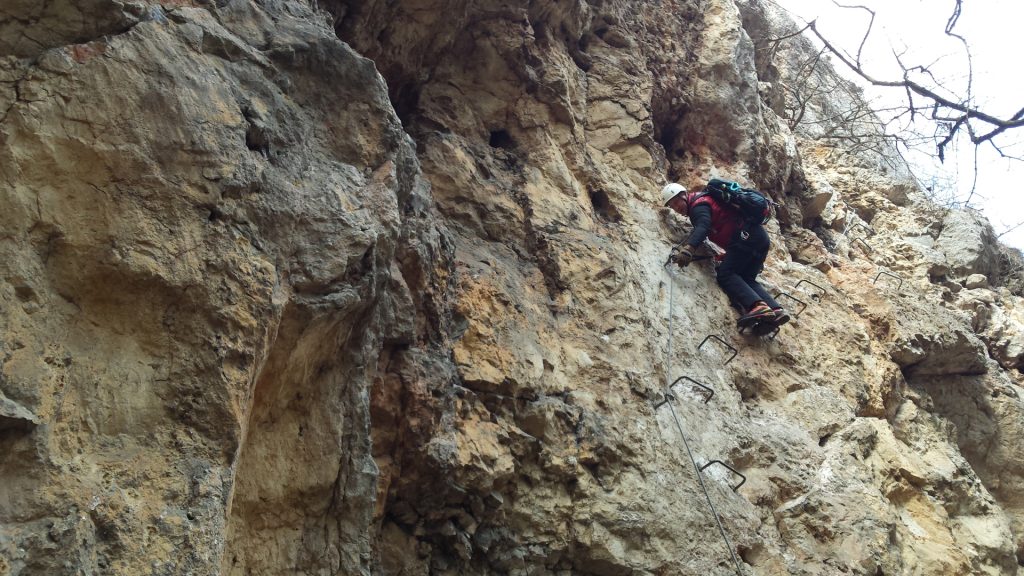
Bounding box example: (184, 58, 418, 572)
(1, 3, 443, 574)
(1, 1, 1022, 575)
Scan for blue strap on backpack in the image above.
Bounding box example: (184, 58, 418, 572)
(702, 178, 772, 225)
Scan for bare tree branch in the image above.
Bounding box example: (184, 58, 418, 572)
(963, 143, 979, 205)
(803, 20, 1024, 151)
(763, 0, 1023, 215)
(988, 139, 1024, 162)
(831, 1, 875, 67)
(997, 218, 1024, 239)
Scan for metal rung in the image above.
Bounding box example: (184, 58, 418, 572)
(738, 322, 780, 339)
(700, 460, 747, 492)
(852, 237, 873, 253)
(661, 252, 744, 576)
(794, 279, 826, 300)
(671, 375, 714, 404)
(652, 374, 716, 409)
(661, 393, 745, 574)
(873, 270, 903, 291)
(848, 222, 875, 237)
(773, 291, 807, 317)
(698, 335, 737, 365)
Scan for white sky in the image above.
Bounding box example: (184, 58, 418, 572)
(771, 0, 1024, 249)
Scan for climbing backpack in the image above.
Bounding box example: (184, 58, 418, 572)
(700, 178, 772, 225)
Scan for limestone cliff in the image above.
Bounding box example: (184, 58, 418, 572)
(1, 1, 1022, 575)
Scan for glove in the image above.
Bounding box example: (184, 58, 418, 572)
(671, 245, 696, 267)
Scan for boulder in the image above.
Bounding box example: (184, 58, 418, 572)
(938, 210, 1000, 277)
(964, 273, 989, 289)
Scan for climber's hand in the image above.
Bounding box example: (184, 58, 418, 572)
(671, 245, 695, 267)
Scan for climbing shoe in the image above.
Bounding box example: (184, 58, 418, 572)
(737, 302, 775, 328)
(770, 307, 791, 327)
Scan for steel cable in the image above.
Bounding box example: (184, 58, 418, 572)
(664, 266, 745, 576)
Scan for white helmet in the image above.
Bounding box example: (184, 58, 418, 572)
(661, 183, 686, 205)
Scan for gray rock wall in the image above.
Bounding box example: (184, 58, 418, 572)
(1, 1, 1022, 575)
(1, 2, 445, 574)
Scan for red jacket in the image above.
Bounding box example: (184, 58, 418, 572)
(688, 193, 741, 250)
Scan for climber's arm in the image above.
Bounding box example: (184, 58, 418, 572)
(685, 204, 712, 248)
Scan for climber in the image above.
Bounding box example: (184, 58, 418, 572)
(661, 182, 790, 329)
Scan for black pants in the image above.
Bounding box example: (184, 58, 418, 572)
(716, 225, 780, 311)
